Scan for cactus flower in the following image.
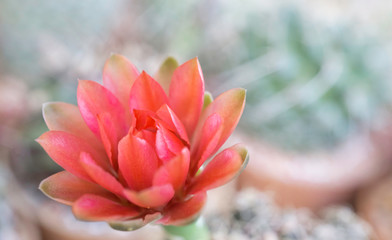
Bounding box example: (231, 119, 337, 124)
(37, 55, 248, 230)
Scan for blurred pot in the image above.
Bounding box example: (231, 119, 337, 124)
(235, 121, 392, 211)
(2, 153, 42, 240)
(357, 175, 392, 240)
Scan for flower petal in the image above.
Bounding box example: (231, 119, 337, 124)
(169, 58, 205, 137)
(129, 71, 168, 112)
(188, 144, 249, 194)
(158, 191, 207, 226)
(39, 171, 114, 205)
(203, 92, 213, 110)
(103, 54, 139, 111)
(156, 104, 189, 144)
(124, 184, 174, 208)
(97, 112, 122, 170)
(132, 109, 157, 131)
(109, 212, 162, 231)
(190, 113, 223, 176)
(36, 131, 111, 181)
(118, 133, 159, 191)
(80, 152, 125, 198)
(155, 124, 185, 163)
(193, 88, 246, 154)
(42, 102, 99, 146)
(77, 80, 129, 139)
(73, 194, 140, 221)
(154, 57, 178, 94)
(153, 148, 190, 191)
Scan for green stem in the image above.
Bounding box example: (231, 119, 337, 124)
(162, 218, 210, 240)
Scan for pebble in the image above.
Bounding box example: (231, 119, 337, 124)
(206, 188, 372, 240)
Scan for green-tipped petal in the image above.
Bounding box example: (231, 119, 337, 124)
(193, 88, 246, 154)
(39, 171, 113, 205)
(109, 212, 162, 231)
(169, 58, 205, 137)
(103, 54, 139, 111)
(202, 92, 213, 110)
(42, 102, 100, 146)
(188, 144, 249, 194)
(155, 57, 179, 94)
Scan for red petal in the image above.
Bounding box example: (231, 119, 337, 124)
(133, 109, 157, 131)
(123, 184, 174, 208)
(80, 152, 125, 198)
(193, 88, 246, 154)
(188, 144, 249, 194)
(153, 148, 190, 191)
(118, 133, 159, 191)
(129, 71, 168, 112)
(36, 131, 111, 181)
(39, 171, 114, 205)
(77, 80, 129, 139)
(42, 102, 100, 147)
(169, 58, 204, 137)
(154, 57, 178, 94)
(103, 54, 139, 112)
(72, 194, 140, 221)
(158, 192, 207, 226)
(190, 113, 223, 176)
(156, 104, 189, 144)
(155, 125, 185, 163)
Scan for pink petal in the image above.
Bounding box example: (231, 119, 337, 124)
(39, 171, 114, 206)
(129, 71, 168, 112)
(189, 113, 223, 176)
(155, 124, 185, 163)
(80, 152, 125, 198)
(97, 112, 121, 170)
(154, 57, 179, 94)
(156, 104, 189, 144)
(77, 80, 129, 139)
(42, 102, 100, 147)
(135, 129, 157, 148)
(188, 144, 249, 194)
(118, 133, 159, 191)
(124, 184, 174, 208)
(153, 148, 190, 191)
(158, 191, 207, 226)
(36, 131, 111, 181)
(193, 88, 246, 154)
(72, 194, 140, 221)
(103, 54, 139, 112)
(169, 58, 205, 137)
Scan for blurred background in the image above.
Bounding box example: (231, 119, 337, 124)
(1, 0, 392, 239)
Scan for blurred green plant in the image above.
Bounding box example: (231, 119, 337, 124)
(117, 1, 392, 151)
(1, 0, 391, 169)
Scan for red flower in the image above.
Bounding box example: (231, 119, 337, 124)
(37, 55, 248, 229)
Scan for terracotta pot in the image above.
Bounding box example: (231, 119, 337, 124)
(235, 122, 392, 211)
(357, 175, 392, 240)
